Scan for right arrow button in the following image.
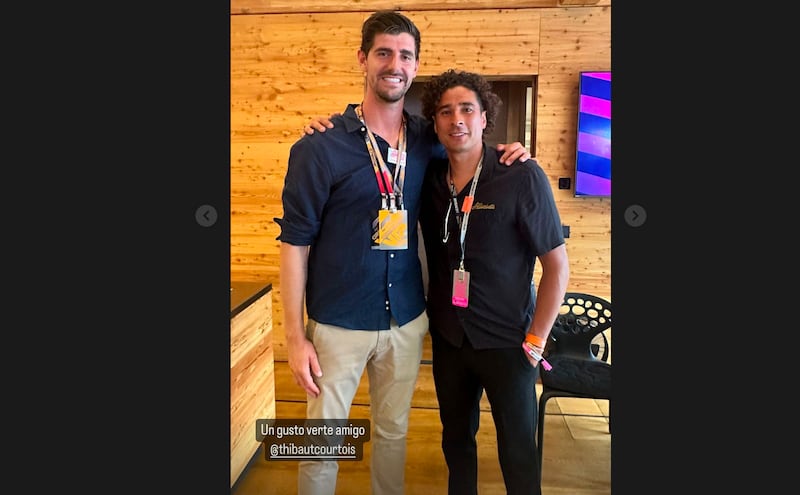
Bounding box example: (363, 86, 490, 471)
(624, 204, 647, 227)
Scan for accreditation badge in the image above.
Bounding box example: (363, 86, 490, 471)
(372, 209, 408, 250)
(452, 269, 470, 307)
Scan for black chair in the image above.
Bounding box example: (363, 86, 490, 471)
(536, 292, 611, 477)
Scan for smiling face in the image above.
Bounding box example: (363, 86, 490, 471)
(432, 85, 487, 156)
(358, 32, 419, 104)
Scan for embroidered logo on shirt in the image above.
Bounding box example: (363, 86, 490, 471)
(472, 202, 495, 210)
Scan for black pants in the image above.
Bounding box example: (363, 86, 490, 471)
(431, 333, 540, 495)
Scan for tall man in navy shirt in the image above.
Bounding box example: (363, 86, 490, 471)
(275, 11, 531, 495)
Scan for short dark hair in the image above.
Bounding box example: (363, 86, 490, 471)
(421, 69, 502, 135)
(360, 10, 421, 60)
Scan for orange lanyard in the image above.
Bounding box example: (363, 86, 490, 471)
(355, 104, 407, 211)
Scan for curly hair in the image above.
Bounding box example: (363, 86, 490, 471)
(420, 69, 502, 135)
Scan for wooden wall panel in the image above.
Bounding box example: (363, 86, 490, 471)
(409, 10, 541, 76)
(230, 13, 365, 145)
(231, 0, 609, 15)
(231, 2, 612, 364)
(534, 7, 611, 300)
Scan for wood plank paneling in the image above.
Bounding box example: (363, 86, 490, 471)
(231, 292, 276, 486)
(411, 10, 541, 76)
(534, 7, 611, 300)
(231, 346, 275, 484)
(231, 0, 610, 15)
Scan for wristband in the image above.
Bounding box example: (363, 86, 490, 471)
(524, 343, 552, 371)
(525, 333, 547, 349)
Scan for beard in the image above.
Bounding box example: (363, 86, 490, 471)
(376, 86, 407, 103)
(370, 75, 410, 103)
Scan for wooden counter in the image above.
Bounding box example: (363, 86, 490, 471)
(230, 281, 275, 487)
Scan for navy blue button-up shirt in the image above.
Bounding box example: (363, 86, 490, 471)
(275, 103, 442, 330)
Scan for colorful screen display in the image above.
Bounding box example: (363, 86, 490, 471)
(574, 71, 611, 197)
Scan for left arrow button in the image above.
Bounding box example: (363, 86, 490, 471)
(195, 204, 218, 227)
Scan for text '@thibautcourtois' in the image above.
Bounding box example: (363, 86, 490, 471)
(256, 419, 371, 461)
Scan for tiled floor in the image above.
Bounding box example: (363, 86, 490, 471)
(233, 382, 610, 495)
(540, 394, 610, 495)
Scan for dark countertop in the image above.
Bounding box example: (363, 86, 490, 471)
(231, 281, 273, 319)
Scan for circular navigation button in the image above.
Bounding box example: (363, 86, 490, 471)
(624, 204, 646, 227)
(195, 204, 218, 227)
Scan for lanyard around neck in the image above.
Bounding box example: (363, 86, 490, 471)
(355, 104, 407, 211)
(448, 152, 484, 271)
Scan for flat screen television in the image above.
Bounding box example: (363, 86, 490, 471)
(574, 71, 611, 197)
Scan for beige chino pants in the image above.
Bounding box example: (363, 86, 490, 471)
(298, 311, 428, 495)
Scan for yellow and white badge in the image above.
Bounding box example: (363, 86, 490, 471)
(371, 208, 408, 250)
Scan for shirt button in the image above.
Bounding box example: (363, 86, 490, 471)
(388, 283, 393, 287)
(390, 253, 395, 258)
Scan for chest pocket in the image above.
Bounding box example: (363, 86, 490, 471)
(464, 205, 500, 252)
